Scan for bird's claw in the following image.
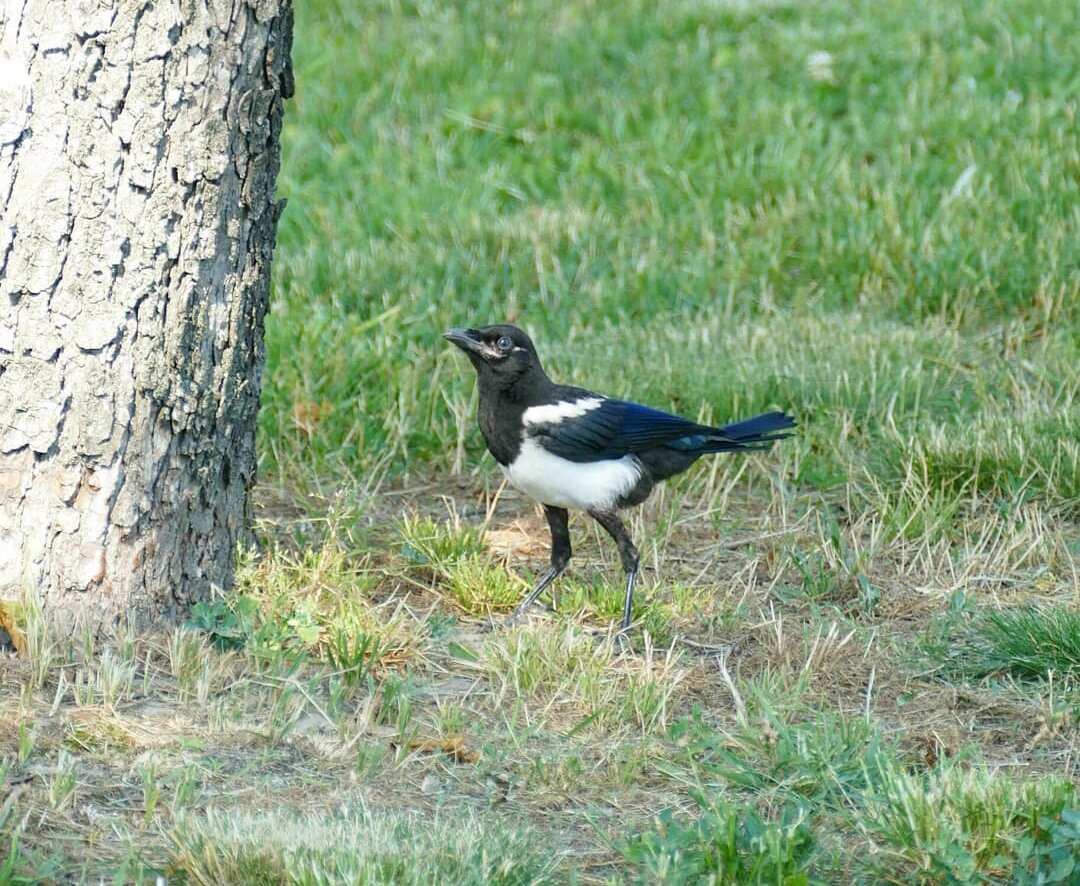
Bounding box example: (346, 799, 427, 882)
(612, 629, 633, 655)
(500, 611, 526, 630)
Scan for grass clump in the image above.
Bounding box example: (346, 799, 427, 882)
(913, 413, 1080, 515)
(167, 804, 556, 886)
(398, 512, 528, 614)
(398, 513, 487, 573)
(446, 555, 524, 614)
(679, 707, 888, 809)
(555, 575, 680, 640)
(859, 758, 1078, 884)
(620, 800, 817, 886)
(962, 606, 1080, 681)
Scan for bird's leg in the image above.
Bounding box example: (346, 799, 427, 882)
(587, 509, 640, 632)
(503, 506, 571, 626)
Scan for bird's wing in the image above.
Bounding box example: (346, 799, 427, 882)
(529, 398, 716, 462)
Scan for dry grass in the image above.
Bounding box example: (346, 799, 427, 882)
(3, 473, 1077, 881)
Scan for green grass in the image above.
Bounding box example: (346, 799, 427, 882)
(5, 0, 1080, 881)
(264, 0, 1079, 504)
(619, 799, 818, 885)
(953, 605, 1080, 681)
(858, 758, 1078, 884)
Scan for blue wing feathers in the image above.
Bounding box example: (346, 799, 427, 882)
(717, 411, 797, 440)
(689, 411, 797, 454)
(533, 399, 796, 463)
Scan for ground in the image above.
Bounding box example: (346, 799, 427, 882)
(2, 0, 1078, 882)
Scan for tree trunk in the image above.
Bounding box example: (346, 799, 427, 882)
(0, 0, 294, 634)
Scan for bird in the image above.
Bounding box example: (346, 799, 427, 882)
(443, 324, 795, 632)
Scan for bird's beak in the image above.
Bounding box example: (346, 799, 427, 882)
(443, 327, 486, 356)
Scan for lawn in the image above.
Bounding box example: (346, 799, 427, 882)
(3, 0, 1079, 881)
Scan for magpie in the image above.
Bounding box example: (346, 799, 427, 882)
(444, 324, 795, 631)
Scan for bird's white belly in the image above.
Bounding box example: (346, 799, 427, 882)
(502, 439, 641, 511)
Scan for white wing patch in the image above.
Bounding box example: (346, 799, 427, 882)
(502, 438, 641, 511)
(522, 397, 604, 427)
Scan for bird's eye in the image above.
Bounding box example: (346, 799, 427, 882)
(496, 335, 513, 351)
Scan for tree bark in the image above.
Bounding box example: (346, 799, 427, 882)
(0, 0, 293, 634)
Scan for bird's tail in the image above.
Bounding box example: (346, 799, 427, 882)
(695, 411, 797, 453)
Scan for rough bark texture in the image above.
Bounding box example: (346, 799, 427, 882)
(0, 0, 293, 633)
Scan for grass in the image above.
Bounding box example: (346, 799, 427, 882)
(618, 799, 817, 884)
(263, 0, 1079, 494)
(947, 605, 1080, 681)
(3, 0, 1079, 880)
(857, 758, 1078, 884)
(167, 805, 556, 885)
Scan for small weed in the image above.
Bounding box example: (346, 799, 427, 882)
(168, 766, 200, 816)
(231, 533, 422, 670)
(786, 550, 839, 603)
(327, 596, 419, 667)
(557, 574, 638, 621)
(783, 510, 881, 614)
(484, 625, 686, 734)
(71, 668, 95, 708)
(186, 596, 259, 651)
(166, 627, 234, 706)
(374, 671, 415, 737)
(138, 761, 162, 828)
(0, 759, 9, 810)
(356, 741, 389, 778)
(167, 627, 212, 699)
(63, 719, 135, 754)
(873, 451, 968, 544)
(551, 575, 682, 641)
(261, 676, 306, 749)
(0, 834, 21, 881)
(282, 600, 323, 648)
(433, 700, 466, 735)
(48, 750, 77, 812)
(523, 750, 587, 794)
(616, 636, 686, 734)
(399, 513, 524, 614)
(96, 649, 136, 707)
(22, 592, 55, 691)
(17, 721, 34, 766)
(325, 627, 382, 689)
(914, 590, 974, 668)
(424, 610, 457, 641)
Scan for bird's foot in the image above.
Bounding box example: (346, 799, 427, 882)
(499, 609, 530, 630)
(584, 623, 635, 655)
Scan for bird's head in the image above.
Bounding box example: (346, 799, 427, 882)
(443, 324, 544, 391)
